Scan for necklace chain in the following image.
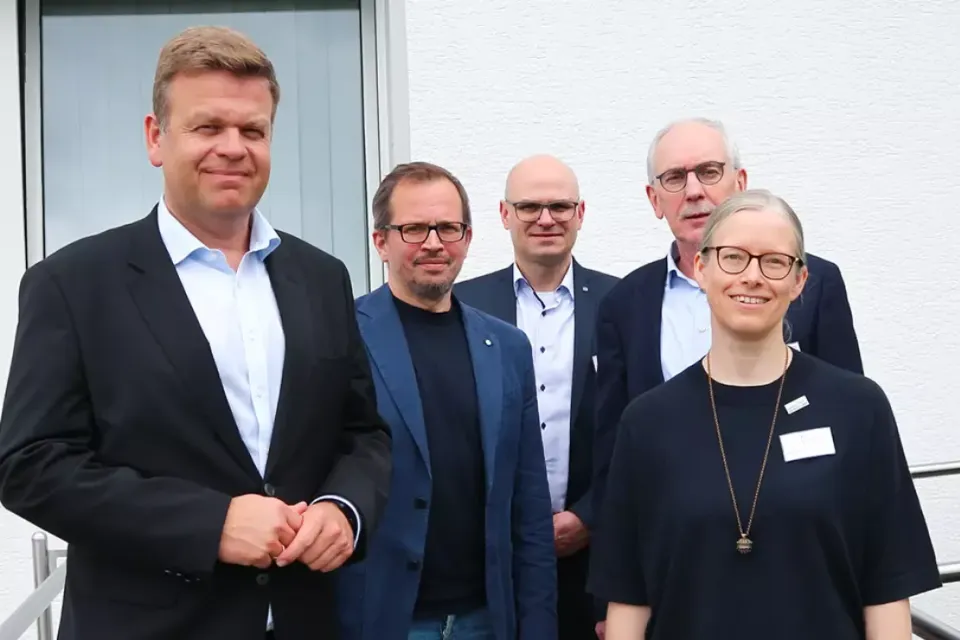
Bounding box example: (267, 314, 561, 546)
(705, 346, 789, 554)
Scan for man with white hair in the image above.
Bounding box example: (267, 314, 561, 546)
(589, 117, 863, 637)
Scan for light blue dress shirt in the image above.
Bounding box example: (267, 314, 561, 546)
(513, 263, 575, 513)
(660, 244, 712, 381)
(156, 198, 359, 630)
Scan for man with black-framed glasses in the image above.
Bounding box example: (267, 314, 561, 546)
(336, 161, 557, 640)
(456, 154, 618, 640)
(589, 118, 863, 637)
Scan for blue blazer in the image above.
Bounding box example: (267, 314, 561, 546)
(592, 252, 864, 527)
(336, 285, 557, 640)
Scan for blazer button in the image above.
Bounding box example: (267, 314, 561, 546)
(263, 483, 276, 497)
(413, 497, 428, 510)
(406, 560, 420, 571)
(256, 573, 270, 586)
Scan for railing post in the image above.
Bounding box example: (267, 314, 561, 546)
(31, 532, 54, 640)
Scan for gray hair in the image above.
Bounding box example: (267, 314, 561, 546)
(646, 117, 741, 184)
(698, 189, 806, 263)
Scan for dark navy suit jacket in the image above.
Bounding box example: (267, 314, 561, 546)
(336, 284, 557, 640)
(455, 259, 619, 530)
(592, 252, 863, 532)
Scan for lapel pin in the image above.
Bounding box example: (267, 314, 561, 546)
(484, 338, 493, 346)
(582, 286, 589, 292)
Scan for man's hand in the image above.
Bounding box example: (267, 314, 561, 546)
(218, 495, 308, 569)
(275, 501, 355, 571)
(553, 510, 589, 557)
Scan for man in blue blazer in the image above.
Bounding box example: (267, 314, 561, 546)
(456, 155, 618, 640)
(337, 161, 557, 640)
(591, 118, 864, 633)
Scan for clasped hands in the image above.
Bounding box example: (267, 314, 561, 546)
(218, 494, 354, 572)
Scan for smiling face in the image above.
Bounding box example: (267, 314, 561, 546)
(694, 205, 807, 342)
(145, 69, 273, 223)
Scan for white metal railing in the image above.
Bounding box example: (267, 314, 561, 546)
(2, 460, 960, 640)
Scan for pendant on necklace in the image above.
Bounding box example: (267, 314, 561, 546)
(736, 535, 753, 554)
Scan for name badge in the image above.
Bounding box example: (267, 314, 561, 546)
(780, 427, 835, 462)
(784, 395, 809, 414)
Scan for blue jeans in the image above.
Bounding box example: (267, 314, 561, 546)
(407, 608, 495, 640)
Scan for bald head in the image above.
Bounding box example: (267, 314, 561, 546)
(504, 154, 580, 201)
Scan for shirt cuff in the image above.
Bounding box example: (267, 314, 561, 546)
(311, 495, 362, 546)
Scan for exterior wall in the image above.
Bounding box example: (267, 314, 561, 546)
(2, 0, 960, 634)
(403, 0, 960, 628)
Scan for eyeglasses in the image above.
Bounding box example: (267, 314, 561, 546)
(703, 246, 803, 280)
(654, 161, 726, 193)
(505, 200, 580, 223)
(380, 222, 469, 244)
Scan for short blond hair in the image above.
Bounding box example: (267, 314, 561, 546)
(152, 26, 280, 129)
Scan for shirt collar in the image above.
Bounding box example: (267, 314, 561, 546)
(665, 241, 699, 290)
(156, 197, 281, 266)
(512, 261, 575, 299)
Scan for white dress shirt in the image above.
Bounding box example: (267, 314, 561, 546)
(513, 263, 575, 513)
(660, 244, 711, 381)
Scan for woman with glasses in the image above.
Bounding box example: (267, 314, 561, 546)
(587, 189, 941, 639)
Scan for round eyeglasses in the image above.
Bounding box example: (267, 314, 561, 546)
(655, 161, 726, 193)
(704, 246, 802, 280)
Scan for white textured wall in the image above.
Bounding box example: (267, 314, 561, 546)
(405, 0, 960, 628)
(2, 0, 960, 635)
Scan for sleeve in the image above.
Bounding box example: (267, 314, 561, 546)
(0, 263, 232, 576)
(810, 262, 864, 374)
(511, 336, 559, 639)
(592, 292, 628, 527)
(859, 383, 942, 605)
(586, 412, 648, 607)
(313, 261, 392, 563)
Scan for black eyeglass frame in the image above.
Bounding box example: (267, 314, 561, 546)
(701, 245, 804, 280)
(379, 222, 470, 244)
(504, 199, 581, 223)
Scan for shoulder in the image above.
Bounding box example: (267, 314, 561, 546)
(453, 266, 512, 301)
(620, 361, 703, 430)
(575, 262, 620, 295)
(795, 351, 885, 406)
(804, 252, 845, 281)
(599, 258, 667, 313)
(275, 230, 349, 276)
(39, 216, 145, 275)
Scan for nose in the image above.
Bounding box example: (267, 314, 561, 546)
(683, 171, 706, 199)
(215, 128, 247, 159)
(739, 256, 765, 283)
(421, 228, 444, 250)
(536, 207, 555, 227)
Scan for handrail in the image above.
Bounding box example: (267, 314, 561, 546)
(1, 459, 959, 639)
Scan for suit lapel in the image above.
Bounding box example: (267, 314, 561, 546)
(360, 287, 432, 476)
(570, 261, 594, 424)
(125, 209, 260, 479)
(263, 244, 313, 477)
(641, 259, 668, 388)
(462, 305, 500, 495)
(481, 266, 517, 324)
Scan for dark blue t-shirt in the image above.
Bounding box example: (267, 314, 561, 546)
(587, 351, 941, 639)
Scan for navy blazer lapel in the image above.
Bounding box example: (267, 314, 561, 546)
(125, 209, 261, 480)
(358, 286, 432, 476)
(641, 259, 668, 388)
(263, 243, 314, 477)
(461, 304, 500, 495)
(484, 266, 517, 325)
(570, 260, 595, 424)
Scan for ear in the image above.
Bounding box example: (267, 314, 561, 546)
(576, 200, 585, 230)
(693, 250, 708, 290)
(736, 167, 748, 191)
(372, 229, 389, 263)
(145, 114, 163, 168)
(463, 225, 473, 251)
(789, 263, 809, 302)
(499, 201, 511, 230)
(646, 183, 664, 220)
